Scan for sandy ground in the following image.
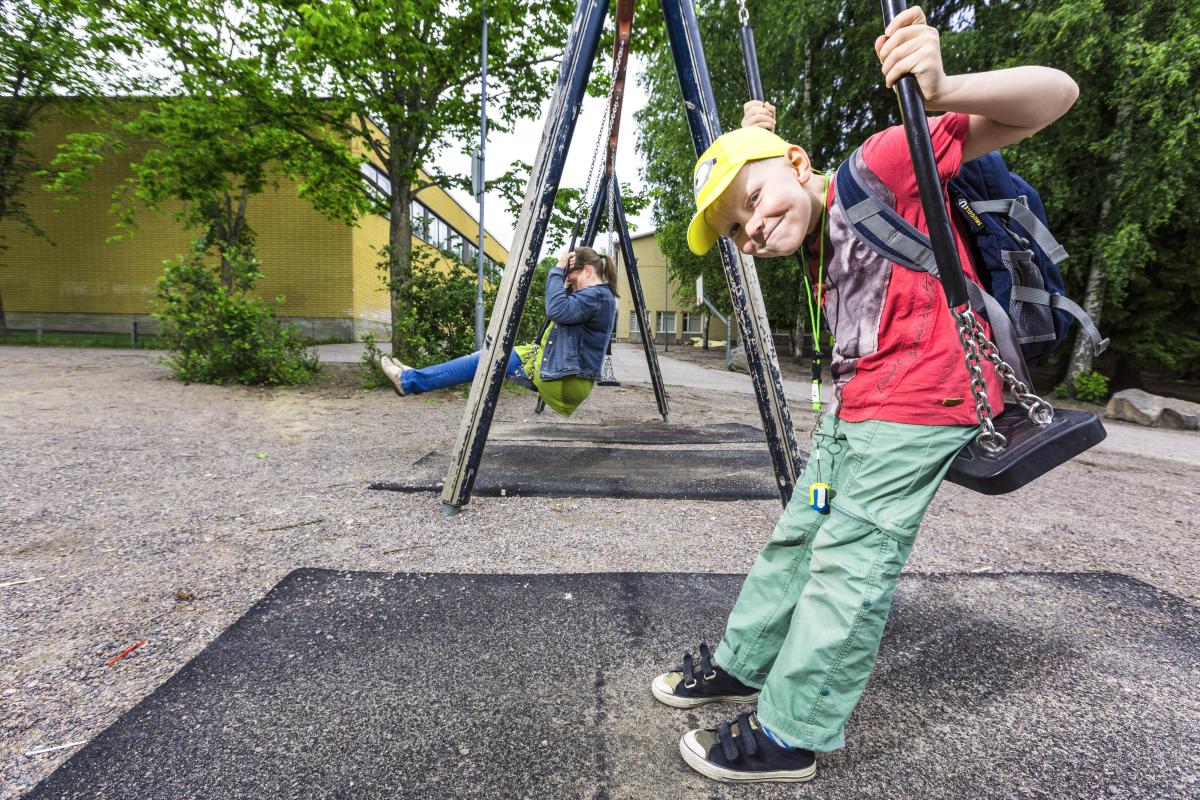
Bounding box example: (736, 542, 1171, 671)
(1, 347, 1197, 798)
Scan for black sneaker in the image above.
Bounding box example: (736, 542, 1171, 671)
(679, 712, 817, 783)
(651, 642, 759, 709)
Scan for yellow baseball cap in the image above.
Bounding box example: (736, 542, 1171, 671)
(687, 126, 791, 255)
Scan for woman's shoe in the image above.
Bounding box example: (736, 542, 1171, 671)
(651, 642, 759, 708)
(379, 355, 411, 397)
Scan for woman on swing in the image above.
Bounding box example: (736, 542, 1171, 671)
(379, 246, 619, 417)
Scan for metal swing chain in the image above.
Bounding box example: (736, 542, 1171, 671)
(953, 306, 1055, 454)
(737, 0, 750, 26)
(578, 36, 628, 238)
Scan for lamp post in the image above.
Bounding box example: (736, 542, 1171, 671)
(473, 5, 489, 351)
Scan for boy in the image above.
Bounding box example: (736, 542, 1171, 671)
(650, 6, 1078, 783)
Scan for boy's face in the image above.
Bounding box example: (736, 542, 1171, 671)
(704, 150, 814, 259)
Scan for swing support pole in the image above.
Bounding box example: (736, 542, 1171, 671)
(442, 0, 611, 515)
(661, 0, 801, 505)
(442, 0, 800, 513)
(612, 168, 670, 421)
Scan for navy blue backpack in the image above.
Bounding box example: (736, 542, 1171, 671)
(836, 148, 1107, 365)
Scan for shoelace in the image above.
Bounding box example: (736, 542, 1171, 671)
(717, 712, 759, 761)
(680, 642, 718, 688)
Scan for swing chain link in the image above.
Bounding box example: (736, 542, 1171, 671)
(955, 305, 1058, 454)
(737, 0, 750, 26)
(971, 324, 1056, 426)
(954, 307, 1006, 454)
(579, 36, 627, 240)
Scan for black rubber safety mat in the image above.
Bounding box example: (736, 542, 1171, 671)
(27, 570, 1196, 800)
(490, 421, 766, 445)
(371, 445, 783, 500)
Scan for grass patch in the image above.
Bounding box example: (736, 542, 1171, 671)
(0, 330, 167, 349)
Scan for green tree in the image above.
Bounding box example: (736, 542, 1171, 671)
(638, 0, 1199, 384)
(274, 0, 579, 356)
(45, 0, 368, 289)
(952, 0, 1200, 386)
(0, 0, 130, 332)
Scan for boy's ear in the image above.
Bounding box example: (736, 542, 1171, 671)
(786, 145, 814, 184)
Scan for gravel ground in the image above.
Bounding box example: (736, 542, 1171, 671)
(2, 347, 1197, 798)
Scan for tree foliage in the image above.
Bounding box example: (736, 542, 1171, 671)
(156, 238, 318, 386)
(44, 0, 368, 289)
(0, 0, 131, 331)
(269, 0, 582, 356)
(637, 0, 1200, 379)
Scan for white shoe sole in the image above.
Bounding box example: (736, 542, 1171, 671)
(651, 672, 760, 709)
(679, 730, 817, 783)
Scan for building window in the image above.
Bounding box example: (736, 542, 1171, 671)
(629, 310, 640, 335)
(410, 201, 430, 239)
(656, 311, 676, 334)
(361, 162, 392, 199)
(682, 312, 703, 335)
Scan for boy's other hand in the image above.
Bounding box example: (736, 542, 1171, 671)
(875, 5, 946, 106)
(741, 100, 776, 132)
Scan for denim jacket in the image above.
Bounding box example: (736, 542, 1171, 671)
(539, 266, 617, 381)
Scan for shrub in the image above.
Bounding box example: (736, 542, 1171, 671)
(155, 242, 318, 386)
(392, 266, 483, 366)
(1072, 369, 1110, 405)
(359, 333, 392, 389)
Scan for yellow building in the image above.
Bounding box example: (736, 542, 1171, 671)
(0, 103, 507, 339)
(614, 230, 729, 346)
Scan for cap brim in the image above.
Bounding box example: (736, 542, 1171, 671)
(686, 166, 741, 256)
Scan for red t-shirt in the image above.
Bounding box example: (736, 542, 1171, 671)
(821, 112, 1003, 425)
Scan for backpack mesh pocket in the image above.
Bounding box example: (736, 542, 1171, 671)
(1001, 249, 1056, 345)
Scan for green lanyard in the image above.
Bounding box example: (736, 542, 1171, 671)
(799, 172, 832, 412)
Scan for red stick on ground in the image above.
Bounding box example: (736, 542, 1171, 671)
(106, 640, 146, 668)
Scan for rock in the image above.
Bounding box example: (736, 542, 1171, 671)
(728, 346, 748, 375)
(1160, 405, 1199, 431)
(1105, 388, 1200, 430)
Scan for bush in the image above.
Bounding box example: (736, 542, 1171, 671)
(387, 253, 550, 367)
(1071, 369, 1110, 405)
(359, 333, 391, 389)
(155, 242, 318, 386)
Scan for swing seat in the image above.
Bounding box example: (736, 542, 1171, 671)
(946, 407, 1107, 495)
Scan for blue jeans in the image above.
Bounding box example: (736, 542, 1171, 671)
(400, 350, 534, 394)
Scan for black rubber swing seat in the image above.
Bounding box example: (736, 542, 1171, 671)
(946, 407, 1107, 495)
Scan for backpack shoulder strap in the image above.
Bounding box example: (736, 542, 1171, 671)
(968, 198, 1068, 264)
(834, 150, 1035, 389)
(835, 149, 937, 273)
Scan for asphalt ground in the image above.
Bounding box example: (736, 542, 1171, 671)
(24, 569, 1198, 800)
(373, 418, 785, 501)
(372, 444, 783, 501)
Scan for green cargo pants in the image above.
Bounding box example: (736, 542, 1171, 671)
(714, 414, 977, 752)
